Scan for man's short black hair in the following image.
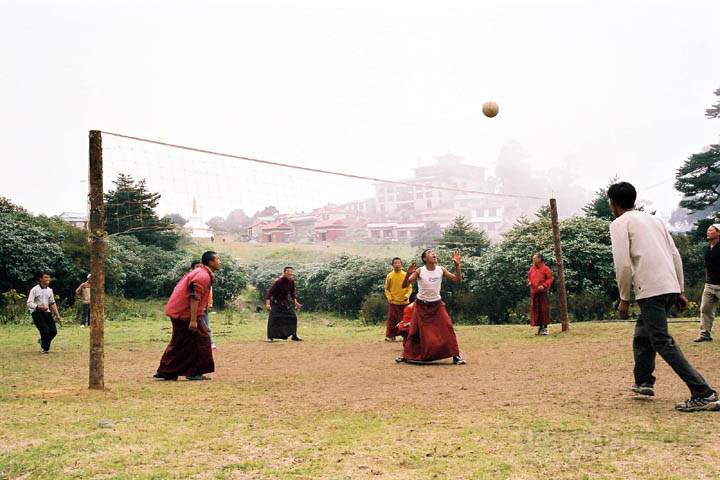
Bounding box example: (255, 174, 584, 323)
(201, 251, 218, 266)
(533, 253, 544, 262)
(190, 260, 201, 269)
(283, 266, 294, 273)
(421, 249, 433, 264)
(391, 257, 402, 264)
(607, 182, 637, 209)
(38, 271, 51, 280)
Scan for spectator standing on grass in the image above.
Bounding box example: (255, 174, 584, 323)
(153, 251, 220, 381)
(694, 223, 720, 343)
(608, 181, 719, 412)
(384, 257, 413, 342)
(27, 272, 63, 353)
(527, 254, 553, 336)
(75, 274, 91, 328)
(265, 266, 302, 342)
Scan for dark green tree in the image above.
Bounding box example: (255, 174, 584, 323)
(675, 88, 720, 215)
(582, 176, 619, 220)
(0, 196, 27, 214)
(104, 173, 181, 250)
(166, 213, 187, 226)
(438, 216, 491, 257)
(706, 86, 720, 119)
(675, 145, 720, 213)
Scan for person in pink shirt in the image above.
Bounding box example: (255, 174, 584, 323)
(154, 251, 221, 381)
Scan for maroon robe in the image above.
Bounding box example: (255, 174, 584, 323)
(386, 304, 406, 338)
(265, 276, 299, 339)
(402, 300, 460, 362)
(156, 319, 215, 378)
(528, 263, 553, 327)
(155, 267, 215, 379)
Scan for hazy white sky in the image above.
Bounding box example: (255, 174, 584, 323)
(1, 0, 719, 219)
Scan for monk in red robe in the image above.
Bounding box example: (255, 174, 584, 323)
(396, 301, 415, 340)
(264, 266, 303, 341)
(528, 253, 553, 335)
(154, 251, 221, 381)
(395, 249, 465, 365)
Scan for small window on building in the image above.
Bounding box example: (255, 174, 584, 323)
(427, 199, 432, 208)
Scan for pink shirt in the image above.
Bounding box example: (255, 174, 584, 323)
(165, 265, 213, 320)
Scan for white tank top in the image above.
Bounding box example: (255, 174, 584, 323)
(416, 265, 443, 302)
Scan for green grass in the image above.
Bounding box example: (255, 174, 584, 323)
(2, 305, 720, 479)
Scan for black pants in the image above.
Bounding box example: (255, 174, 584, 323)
(32, 311, 57, 351)
(80, 304, 90, 326)
(634, 294, 713, 398)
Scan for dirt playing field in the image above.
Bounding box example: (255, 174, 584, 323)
(1, 309, 719, 479)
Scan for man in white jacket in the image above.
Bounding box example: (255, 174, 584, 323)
(608, 181, 718, 412)
(27, 272, 64, 353)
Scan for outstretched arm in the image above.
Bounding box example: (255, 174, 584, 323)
(442, 250, 462, 284)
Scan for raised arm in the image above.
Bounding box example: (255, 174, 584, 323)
(442, 250, 462, 284)
(401, 261, 420, 289)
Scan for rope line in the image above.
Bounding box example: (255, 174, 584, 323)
(100, 131, 547, 201)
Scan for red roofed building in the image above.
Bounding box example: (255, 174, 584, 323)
(260, 221, 293, 243)
(314, 219, 348, 242)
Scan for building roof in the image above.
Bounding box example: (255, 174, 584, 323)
(287, 215, 316, 223)
(59, 212, 87, 222)
(395, 223, 426, 229)
(314, 219, 347, 229)
(248, 220, 268, 229)
(367, 223, 399, 229)
(261, 221, 292, 231)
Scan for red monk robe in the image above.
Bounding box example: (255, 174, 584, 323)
(155, 265, 215, 379)
(528, 262, 553, 327)
(396, 302, 414, 340)
(402, 300, 460, 362)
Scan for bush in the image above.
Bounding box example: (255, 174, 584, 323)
(247, 256, 388, 317)
(0, 290, 27, 324)
(567, 288, 615, 321)
(104, 296, 165, 322)
(212, 257, 247, 308)
(360, 293, 388, 325)
(0, 213, 89, 300)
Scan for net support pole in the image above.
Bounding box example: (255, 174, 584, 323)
(88, 130, 106, 389)
(549, 198, 569, 332)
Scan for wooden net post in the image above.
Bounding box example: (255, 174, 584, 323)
(549, 198, 569, 332)
(88, 130, 106, 389)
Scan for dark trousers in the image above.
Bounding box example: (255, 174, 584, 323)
(80, 304, 90, 326)
(32, 311, 57, 351)
(634, 294, 713, 398)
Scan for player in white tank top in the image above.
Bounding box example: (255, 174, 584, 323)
(416, 265, 443, 302)
(400, 248, 466, 364)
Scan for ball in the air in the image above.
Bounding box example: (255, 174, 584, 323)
(482, 101, 499, 118)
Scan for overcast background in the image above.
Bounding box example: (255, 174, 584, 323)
(1, 0, 719, 220)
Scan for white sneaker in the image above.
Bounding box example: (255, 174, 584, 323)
(211, 344, 217, 350)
